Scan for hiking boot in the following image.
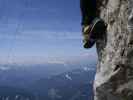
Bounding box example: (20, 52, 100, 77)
(82, 18, 107, 49)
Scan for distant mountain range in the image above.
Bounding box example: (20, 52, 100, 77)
(0, 86, 35, 100)
(0, 62, 96, 87)
(29, 67, 95, 100)
(0, 63, 96, 100)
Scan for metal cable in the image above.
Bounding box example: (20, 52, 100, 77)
(5, 0, 28, 66)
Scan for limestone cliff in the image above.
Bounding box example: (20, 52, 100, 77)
(94, 0, 133, 100)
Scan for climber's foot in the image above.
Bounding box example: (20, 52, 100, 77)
(82, 18, 107, 49)
(90, 18, 107, 39)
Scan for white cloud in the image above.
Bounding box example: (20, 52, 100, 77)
(46, 60, 67, 66)
(83, 67, 95, 71)
(0, 66, 10, 71)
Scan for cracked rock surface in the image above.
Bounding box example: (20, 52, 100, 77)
(94, 0, 133, 100)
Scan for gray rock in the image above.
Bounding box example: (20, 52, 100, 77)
(94, 0, 133, 100)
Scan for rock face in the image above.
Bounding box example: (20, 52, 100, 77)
(94, 0, 133, 100)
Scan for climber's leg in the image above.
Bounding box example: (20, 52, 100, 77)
(80, 0, 97, 25)
(80, 0, 107, 49)
(83, 18, 107, 48)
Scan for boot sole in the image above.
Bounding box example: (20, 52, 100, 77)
(84, 18, 107, 48)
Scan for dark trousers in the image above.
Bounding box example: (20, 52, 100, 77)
(80, 0, 97, 25)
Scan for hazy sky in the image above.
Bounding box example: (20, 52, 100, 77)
(0, 0, 97, 64)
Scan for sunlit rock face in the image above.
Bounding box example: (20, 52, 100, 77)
(94, 0, 133, 100)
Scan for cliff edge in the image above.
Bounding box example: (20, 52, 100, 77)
(94, 0, 133, 100)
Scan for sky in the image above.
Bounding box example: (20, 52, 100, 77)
(0, 0, 97, 64)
